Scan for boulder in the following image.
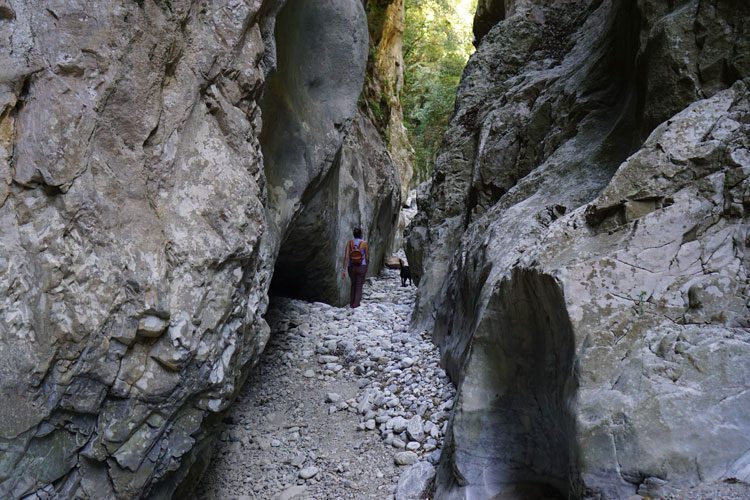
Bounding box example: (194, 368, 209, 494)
(395, 461, 436, 500)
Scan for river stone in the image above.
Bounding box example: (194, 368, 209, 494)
(391, 416, 408, 434)
(298, 466, 319, 480)
(406, 415, 424, 442)
(394, 451, 419, 466)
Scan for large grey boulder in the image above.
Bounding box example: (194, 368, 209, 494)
(0, 0, 395, 497)
(404, 0, 750, 498)
(396, 461, 436, 500)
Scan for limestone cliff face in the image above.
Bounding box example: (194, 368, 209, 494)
(262, 0, 399, 307)
(365, 0, 413, 201)
(406, 0, 750, 497)
(0, 0, 397, 497)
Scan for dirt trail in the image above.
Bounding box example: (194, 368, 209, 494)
(195, 266, 453, 500)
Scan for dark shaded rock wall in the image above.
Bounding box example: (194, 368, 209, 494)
(0, 0, 398, 497)
(270, 110, 400, 306)
(406, 0, 750, 497)
(264, 0, 400, 306)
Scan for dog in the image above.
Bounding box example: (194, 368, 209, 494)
(399, 258, 412, 287)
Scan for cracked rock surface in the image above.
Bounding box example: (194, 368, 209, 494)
(0, 0, 397, 497)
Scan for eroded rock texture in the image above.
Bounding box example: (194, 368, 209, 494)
(0, 0, 396, 497)
(364, 0, 413, 201)
(406, 0, 750, 497)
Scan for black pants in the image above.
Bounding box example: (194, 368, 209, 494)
(348, 265, 367, 308)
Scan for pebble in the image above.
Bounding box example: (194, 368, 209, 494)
(298, 466, 319, 480)
(394, 451, 419, 466)
(325, 393, 342, 403)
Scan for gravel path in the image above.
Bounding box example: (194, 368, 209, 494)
(194, 266, 453, 500)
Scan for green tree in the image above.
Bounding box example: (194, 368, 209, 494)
(403, 0, 476, 183)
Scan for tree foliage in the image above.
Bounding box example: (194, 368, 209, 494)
(403, 0, 476, 184)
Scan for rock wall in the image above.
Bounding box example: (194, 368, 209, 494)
(269, 109, 400, 306)
(364, 0, 414, 201)
(0, 0, 398, 497)
(406, 0, 750, 497)
(266, 0, 400, 305)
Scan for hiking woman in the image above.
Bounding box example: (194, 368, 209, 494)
(342, 228, 368, 308)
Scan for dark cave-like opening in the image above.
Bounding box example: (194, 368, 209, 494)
(445, 269, 579, 498)
(259, 0, 368, 306)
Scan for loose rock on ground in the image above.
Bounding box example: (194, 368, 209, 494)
(195, 265, 454, 499)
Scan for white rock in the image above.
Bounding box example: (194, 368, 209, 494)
(298, 466, 319, 480)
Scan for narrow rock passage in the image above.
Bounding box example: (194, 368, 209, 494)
(195, 266, 454, 499)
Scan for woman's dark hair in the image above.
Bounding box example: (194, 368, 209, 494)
(353, 227, 363, 238)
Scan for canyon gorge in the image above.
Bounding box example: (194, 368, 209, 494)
(0, 0, 748, 499)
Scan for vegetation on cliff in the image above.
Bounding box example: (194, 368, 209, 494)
(403, 0, 476, 183)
